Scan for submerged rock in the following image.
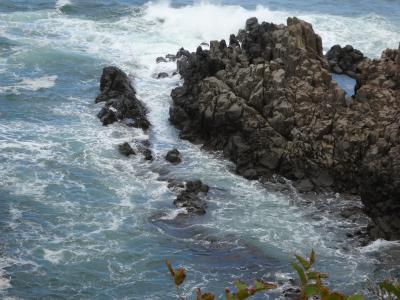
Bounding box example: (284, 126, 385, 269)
(165, 148, 182, 164)
(156, 56, 167, 63)
(157, 72, 169, 79)
(169, 17, 400, 240)
(137, 140, 153, 161)
(173, 180, 209, 215)
(118, 142, 136, 156)
(95, 66, 150, 129)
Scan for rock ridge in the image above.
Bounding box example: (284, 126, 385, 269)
(169, 17, 400, 240)
(96, 66, 150, 129)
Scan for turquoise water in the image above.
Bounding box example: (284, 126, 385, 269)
(1, 1, 400, 299)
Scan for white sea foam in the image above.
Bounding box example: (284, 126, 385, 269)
(360, 239, 400, 253)
(0, 75, 57, 94)
(0, 1, 400, 297)
(55, 0, 72, 10)
(19, 75, 57, 91)
(0, 260, 11, 292)
(43, 249, 65, 264)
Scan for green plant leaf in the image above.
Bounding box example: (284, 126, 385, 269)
(253, 280, 277, 291)
(291, 262, 308, 286)
(234, 280, 248, 291)
(307, 271, 328, 280)
(379, 281, 400, 298)
(304, 284, 321, 297)
(295, 255, 310, 270)
(236, 289, 251, 300)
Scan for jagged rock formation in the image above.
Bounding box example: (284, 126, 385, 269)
(169, 180, 209, 215)
(96, 66, 150, 129)
(326, 44, 365, 78)
(353, 43, 400, 239)
(175, 180, 209, 215)
(169, 17, 400, 240)
(118, 142, 136, 156)
(165, 148, 182, 165)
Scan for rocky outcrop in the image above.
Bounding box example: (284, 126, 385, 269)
(96, 66, 150, 129)
(172, 180, 209, 215)
(353, 43, 400, 239)
(169, 17, 400, 240)
(118, 142, 136, 156)
(326, 44, 365, 78)
(165, 148, 182, 164)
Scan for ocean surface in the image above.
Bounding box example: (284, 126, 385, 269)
(1, 0, 400, 299)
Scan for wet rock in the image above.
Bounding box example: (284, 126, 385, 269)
(167, 179, 185, 190)
(173, 180, 209, 215)
(294, 179, 314, 193)
(326, 44, 365, 78)
(165, 148, 182, 164)
(156, 56, 167, 63)
(186, 179, 209, 193)
(95, 66, 150, 129)
(157, 72, 169, 79)
(169, 17, 400, 240)
(142, 149, 153, 161)
(97, 107, 117, 126)
(282, 286, 301, 299)
(166, 54, 177, 61)
(118, 142, 136, 156)
(229, 34, 240, 47)
(137, 141, 153, 161)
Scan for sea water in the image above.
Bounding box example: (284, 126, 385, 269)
(1, 0, 400, 299)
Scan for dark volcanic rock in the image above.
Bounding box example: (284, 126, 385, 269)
(141, 148, 153, 161)
(118, 142, 136, 156)
(137, 140, 153, 161)
(157, 72, 169, 79)
(173, 180, 209, 215)
(166, 54, 177, 61)
(165, 148, 182, 164)
(353, 43, 400, 240)
(156, 56, 167, 63)
(170, 17, 400, 240)
(326, 44, 365, 78)
(95, 66, 150, 129)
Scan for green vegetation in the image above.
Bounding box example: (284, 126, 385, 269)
(166, 250, 400, 300)
(372, 279, 400, 300)
(291, 250, 362, 300)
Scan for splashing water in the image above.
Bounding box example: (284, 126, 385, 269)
(0, 0, 400, 299)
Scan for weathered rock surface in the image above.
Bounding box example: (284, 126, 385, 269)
(165, 148, 182, 164)
(96, 66, 150, 129)
(353, 43, 400, 239)
(172, 180, 209, 215)
(118, 142, 136, 156)
(326, 44, 365, 78)
(169, 17, 400, 240)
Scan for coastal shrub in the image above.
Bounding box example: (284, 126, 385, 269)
(369, 279, 400, 299)
(291, 249, 363, 300)
(166, 251, 399, 300)
(165, 260, 276, 299)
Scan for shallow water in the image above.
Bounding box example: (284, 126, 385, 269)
(1, 0, 400, 299)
